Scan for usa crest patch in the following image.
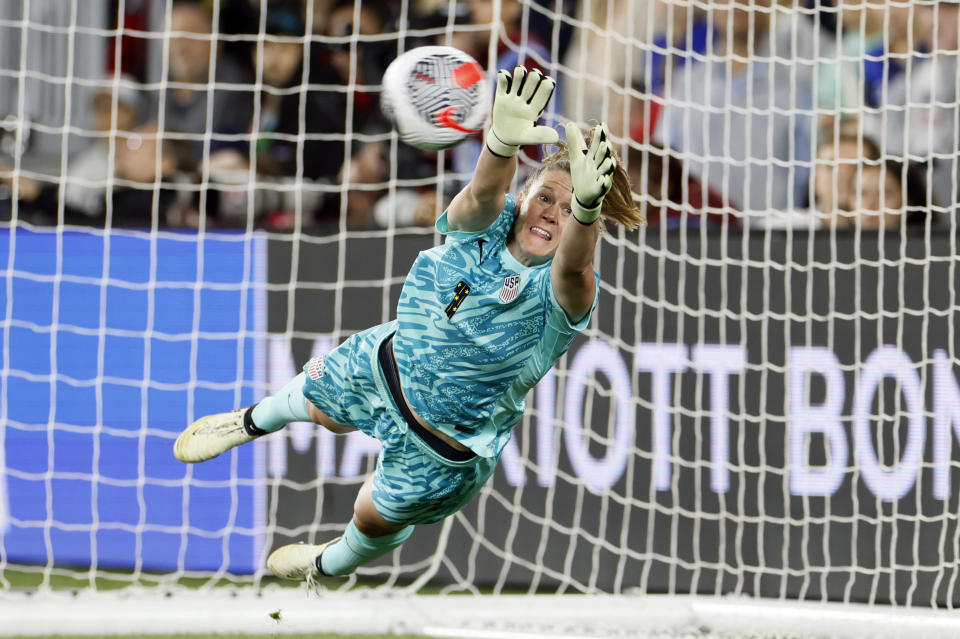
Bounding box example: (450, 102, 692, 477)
(307, 356, 325, 380)
(499, 274, 521, 303)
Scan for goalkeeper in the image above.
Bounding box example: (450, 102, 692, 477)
(174, 65, 644, 581)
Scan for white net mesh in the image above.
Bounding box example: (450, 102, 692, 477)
(4, 0, 960, 636)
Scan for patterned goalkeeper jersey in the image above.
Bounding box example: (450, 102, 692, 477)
(393, 194, 597, 458)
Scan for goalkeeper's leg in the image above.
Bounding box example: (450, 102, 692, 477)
(174, 372, 320, 463)
(267, 473, 413, 581)
(267, 423, 497, 581)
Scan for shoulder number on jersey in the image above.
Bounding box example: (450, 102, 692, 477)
(445, 280, 471, 318)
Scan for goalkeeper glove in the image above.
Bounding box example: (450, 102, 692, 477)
(564, 122, 616, 225)
(485, 66, 559, 158)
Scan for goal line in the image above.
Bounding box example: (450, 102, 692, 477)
(5, 590, 960, 638)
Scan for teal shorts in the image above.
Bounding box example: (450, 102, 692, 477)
(301, 321, 498, 525)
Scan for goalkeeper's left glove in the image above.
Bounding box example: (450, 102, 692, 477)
(564, 122, 616, 225)
(485, 66, 559, 158)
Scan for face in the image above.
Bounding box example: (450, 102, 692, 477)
(326, 6, 383, 81)
(260, 40, 303, 87)
(508, 170, 574, 266)
(92, 92, 137, 133)
(858, 165, 903, 229)
(169, 5, 213, 84)
(814, 138, 861, 214)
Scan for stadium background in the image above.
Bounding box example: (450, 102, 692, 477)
(5, 0, 960, 632)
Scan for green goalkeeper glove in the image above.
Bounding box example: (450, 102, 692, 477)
(485, 66, 559, 158)
(564, 122, 616, 225)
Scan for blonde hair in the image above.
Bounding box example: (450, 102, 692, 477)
(523, 131, 645, 230)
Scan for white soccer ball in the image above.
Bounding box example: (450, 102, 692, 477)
(380, 45, 491, 151)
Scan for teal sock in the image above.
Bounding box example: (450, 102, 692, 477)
(319, 520, 414, 576)
(250, 373, 311, 433)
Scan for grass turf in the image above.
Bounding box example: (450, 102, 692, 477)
(15, 635, 427, 639)
(2, 564, 274, 591)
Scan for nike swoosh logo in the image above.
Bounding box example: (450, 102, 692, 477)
(434, 106, 479, 134)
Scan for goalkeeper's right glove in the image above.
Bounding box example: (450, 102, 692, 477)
(485, 66, 559, 158)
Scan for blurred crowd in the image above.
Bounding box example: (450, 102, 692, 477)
(0, 0, 958, 232)
(566, 0, 959, 230)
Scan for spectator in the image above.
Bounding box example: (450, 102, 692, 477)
(164, 0, 253, 170)
(316, 0, 396, 87)
(874, 0, 959, 212)
(652, 0, 827, 214)
(248, 0, 386, 182)
(14, 118, 190, 228)
(529, 0, 576, 63)
(308, 0, 355, 40)
(0, 154, 46, 223)
(216, 0, 259, 66)
(452, 0, 552, 75)
(564, 0, 713, 139)
(811, 127, 881, 223)
(627, 144, 727, 228)
(247, 4, 317, 179)
(1, 75, 175, 227)
(861, 1, 930, 110)
(63, 74, 143, 221)
(200, 3, 389, 229)
(111, 122, 185, 228)
(642, 4, 712, 97)
(838, 159, 927, 230)
(307, 1, 392, 229)
(372, 188, 441, 228)
(817, 0, 888, 130)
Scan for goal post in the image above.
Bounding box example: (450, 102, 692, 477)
(4, 0, 960, 636)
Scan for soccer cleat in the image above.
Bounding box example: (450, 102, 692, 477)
(267, 538, 340, 581)
(173, 406, 260, 463)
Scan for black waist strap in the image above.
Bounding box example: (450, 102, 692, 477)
(378, 334, 476, 462)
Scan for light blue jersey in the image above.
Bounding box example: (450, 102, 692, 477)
(393, 194, 597, 458)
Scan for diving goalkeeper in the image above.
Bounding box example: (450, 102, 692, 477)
(174, 65, 644, 581)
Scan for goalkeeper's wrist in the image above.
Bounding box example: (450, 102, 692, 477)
(485, 128, 519, 159)
(572, 197, 601, 225)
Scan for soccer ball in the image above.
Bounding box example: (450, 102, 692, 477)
(380, 45, 491, 151)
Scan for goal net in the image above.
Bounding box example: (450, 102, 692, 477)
(4, 0, 960, 636)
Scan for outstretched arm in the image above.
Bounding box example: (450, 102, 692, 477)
(446, 66, 558, 232)
(551, 123, 616, 322)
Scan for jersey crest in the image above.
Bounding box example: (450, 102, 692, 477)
(499, 274, 522, 303)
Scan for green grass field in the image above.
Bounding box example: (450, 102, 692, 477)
(16, 636, 425, 639)
(2, 564, 286, 592)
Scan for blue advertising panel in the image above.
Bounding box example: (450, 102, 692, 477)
(0, 227, 265, 574)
